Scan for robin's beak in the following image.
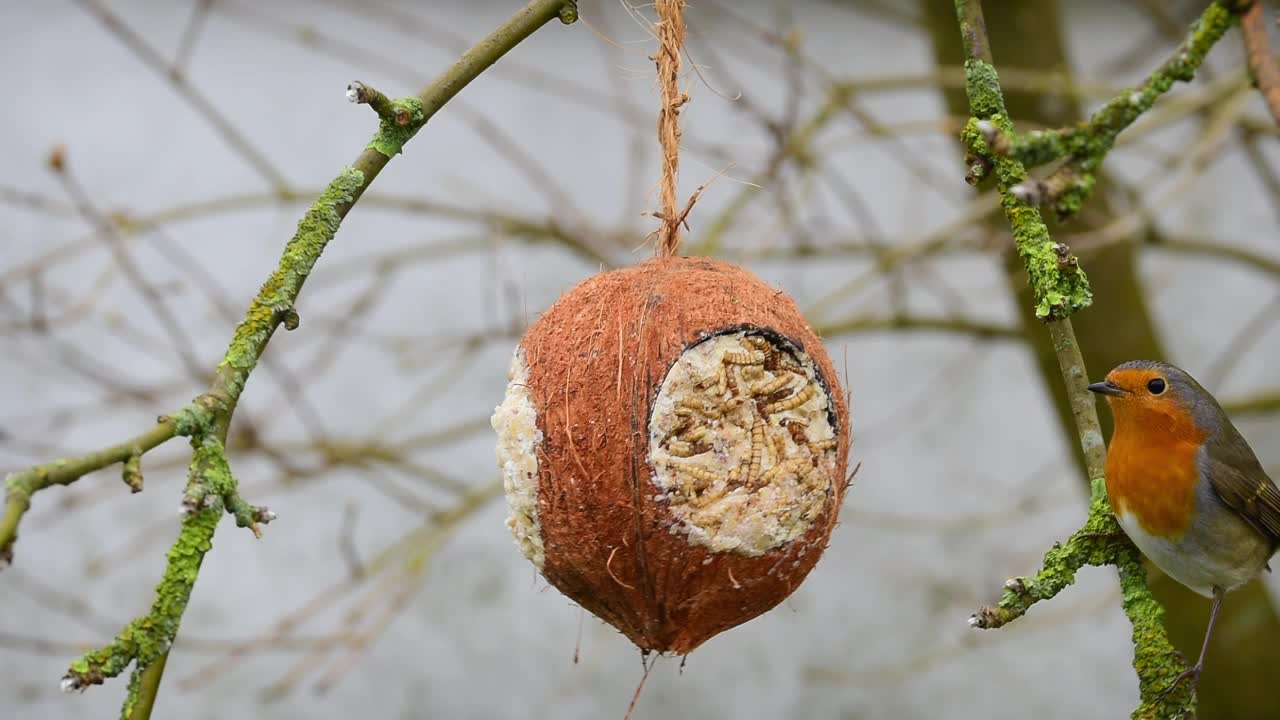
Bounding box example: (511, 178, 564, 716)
(1087, 380, 1125, 397)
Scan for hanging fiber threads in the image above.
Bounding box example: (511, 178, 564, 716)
(654, 0, 690, 257)
(492, 0, 854, 656)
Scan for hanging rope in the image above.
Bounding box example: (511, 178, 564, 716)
(654, 0, 688, 257)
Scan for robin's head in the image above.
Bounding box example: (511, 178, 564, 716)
(1088, 360, 1219, 437)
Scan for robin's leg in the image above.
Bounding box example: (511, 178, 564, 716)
(1156, 586, 1224, 700)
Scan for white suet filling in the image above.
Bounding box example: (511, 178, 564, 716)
(648, 331, 839, 557)
(492, 348, 545, 568)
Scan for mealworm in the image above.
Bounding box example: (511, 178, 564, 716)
(667, 439, 711, 458)
(766, 384, 815, 413)
(764, 424, 782, 464)
(762, 387, 794, 408)
(746, 418, 764, 485)
(758, 457, 807, 486)
(670, 461, 724, 484)
(679, 399, 722, 418)
(679, 425, 709, 443)
(670, 416, 691, 437)
(783, 420, 809, 446)
(689, 480, 728, 506)
(801, 465, 824, 491)
(725, 366, 739, 395)
(723, 350, 766, 365)
(716, 364, 728, 395)
(752, 375, 792, 397)
(809, 438, 838, 452)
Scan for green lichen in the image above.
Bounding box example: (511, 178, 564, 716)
(956, 6, 1199, 713)
(960, 55, 1004, 118)
(168, 403, 215, 438)
(193, 436, 270, 533)
(989, 2, 1236, 220)
(64, 494, 221, 719)
(4, 471, 25, 498)
(961, 113, 1092, 319)
(62, 433, 272, 718)
(216, 166, 364, 403)
(975, 480, 1193, 718)
(1121, 558, 1195, 719)
(366, 96, 426, 158)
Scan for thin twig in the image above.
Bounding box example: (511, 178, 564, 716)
(50, 150, 208, 382)
(72, 0, 290, 190)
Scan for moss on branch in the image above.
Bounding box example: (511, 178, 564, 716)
(366, 97, 426, 158)
(960, 94, 1092, 319)
(980, 2, 1238, 218)
(954, 0, 1092, 320)
(0, 418, 180, 564)
(952, 1, 1226, 716)
(970, 477, 1193, 716)
(7, 2, 582, 718)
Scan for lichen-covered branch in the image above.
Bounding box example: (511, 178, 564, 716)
(975, 1, 1238, 219)
(968, 322, 1191, 716)
(954, 10, 1091, 320)
(0, 418, 180, 564)
(969, 478, 1123, 628)
(60, 434, 275, 715)
(1, 2, 579, 718)
(955, 1, 1197, 717)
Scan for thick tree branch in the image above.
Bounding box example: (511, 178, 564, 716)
(954, 1, 1209, 717)
(955, 14, 1092, 320)
(2, 2, 578, 718)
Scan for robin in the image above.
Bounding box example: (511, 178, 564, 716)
(1088, 360, 1280, 695)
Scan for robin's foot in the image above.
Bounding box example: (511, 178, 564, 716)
(1154, 663, 1202, 702)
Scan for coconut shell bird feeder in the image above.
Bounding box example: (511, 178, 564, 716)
(490, 0, 851, 655)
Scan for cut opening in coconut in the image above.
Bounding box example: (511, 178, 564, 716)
(493, 347, 545, 568)
(648, 329, 839, 557)
(493, 257, 851, 654)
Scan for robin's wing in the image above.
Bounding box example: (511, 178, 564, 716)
(1202, 424, 1280, 549)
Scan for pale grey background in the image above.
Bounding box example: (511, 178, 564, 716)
(2, 1, 1278, 718)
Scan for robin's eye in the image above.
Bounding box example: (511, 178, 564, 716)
(1147, 378, 1166, 395)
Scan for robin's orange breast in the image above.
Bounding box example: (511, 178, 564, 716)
(1105, 408, 1207, 539)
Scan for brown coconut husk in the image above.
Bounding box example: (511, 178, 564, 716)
(520, 256, 850, 654)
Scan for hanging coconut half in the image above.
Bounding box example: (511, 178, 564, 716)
(492, 256, 851, 654)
